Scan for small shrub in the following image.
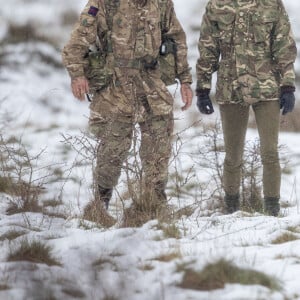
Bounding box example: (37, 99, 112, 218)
(7, 239, 61, 266)
(178, 259, 281, 291)
(272, 233, 299, 244)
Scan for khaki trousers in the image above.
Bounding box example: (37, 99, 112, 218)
(220, 101, 281, 198)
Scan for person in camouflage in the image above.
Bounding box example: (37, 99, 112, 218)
(196, 0, 297, 216)
(62, 0, 193, 226)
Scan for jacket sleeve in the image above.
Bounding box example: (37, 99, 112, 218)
(163, 0, 192, 84)
(196, 3, 220, 91)
(61, 0, 103, 79)
(272, 0, 297, 87)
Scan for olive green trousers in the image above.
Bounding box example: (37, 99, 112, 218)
(220, 101, 281, 198)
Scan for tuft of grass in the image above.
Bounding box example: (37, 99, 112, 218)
(153, 251, 181, 262)
(7, 239, 61, 266)
(0, 284, 9, 291)
(102, 296, 119, 300)
(62, 288, 86, 299)
(177, 259, 281, 291)
(92, 257, 118, 271)
(43, 199, 63, 208)
(138, 264, 154, 271)
(156, 222, 181, 239)
(0, 230, 26, 242)
(271, 233, 299, 244)
(275, 254, 300, 261)
(2, 23, 59, 49)
(174, 205, 196, 218)
(6, 197, 43, 215)
(287, 226, 300, 233)
(43, 211, 67, 220)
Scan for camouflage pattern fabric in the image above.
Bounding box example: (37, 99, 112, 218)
(62, 0, 191, 209)
(196, 0, 297, 104)
(89, 112, 174, 200)
(62, 0, 192, 117)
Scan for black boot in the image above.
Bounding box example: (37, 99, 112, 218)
(98, 186, 113, 210)
(264, 197, 280, 217)
(224, 194, 240, 214)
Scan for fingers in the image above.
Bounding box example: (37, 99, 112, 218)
(180, 83, 193, 111)
(71, 77, 90, 101)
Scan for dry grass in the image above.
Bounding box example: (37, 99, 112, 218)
(0, 230, 26, 242)
(7, 239, 61, 266)
(6, 192, 43, 215)
(156, 222, 181, 239)
(271, 232, 299, 244)
(178, 259, 281, 291)
(62, 288, 86, 299)
(0, 175, 12, 193)
(92, 257, 118, 271)
(153, 251, 182, 262)
(0, 284, 9, 291)
(1, 23, 59, 49)
(287, 226, 300, 233)
(138, 264, 155, 271)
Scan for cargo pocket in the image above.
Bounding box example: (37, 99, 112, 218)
(84, 51, 113, 93)
(210, 11, 235, 44)
(252, 11, 278, 49)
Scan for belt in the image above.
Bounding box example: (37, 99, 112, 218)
(114, 57, 157, 70)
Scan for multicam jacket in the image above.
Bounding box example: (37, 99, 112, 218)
(196, 0, 297, 104)
(62, 0, 192, 116)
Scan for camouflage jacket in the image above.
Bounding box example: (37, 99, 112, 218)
(196, 0, 297, 104)
(62, 0, 191, 84)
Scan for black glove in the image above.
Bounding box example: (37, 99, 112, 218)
(196, 89, 214, 114)
(280, 86, 295, 115)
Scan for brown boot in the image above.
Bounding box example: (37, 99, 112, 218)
(83, 200, 116, 228)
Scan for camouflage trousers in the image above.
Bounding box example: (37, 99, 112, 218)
(89, 111, 174, 205)
(220, 101, 281, 198)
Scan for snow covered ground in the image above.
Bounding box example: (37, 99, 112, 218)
(1, 1, 300, 299)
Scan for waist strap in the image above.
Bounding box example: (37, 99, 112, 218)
(114, 57, 157, 70)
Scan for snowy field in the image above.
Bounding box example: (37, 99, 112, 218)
(1, 1, 300, 299)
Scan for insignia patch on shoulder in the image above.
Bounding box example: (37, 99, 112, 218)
(88, 6, 99, 17)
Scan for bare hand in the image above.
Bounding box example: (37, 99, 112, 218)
(71, 77, 89, 101)
(180, 83, 193, 111)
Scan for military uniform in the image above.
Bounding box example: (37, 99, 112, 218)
(196, 0, 297, 208)
(62, 0, 192, 211)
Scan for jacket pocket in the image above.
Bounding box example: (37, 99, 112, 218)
(252, 11, 278, 43)
(210, 11, 235, 43)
